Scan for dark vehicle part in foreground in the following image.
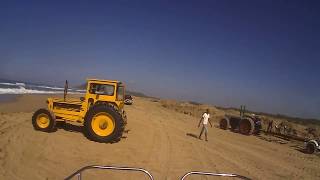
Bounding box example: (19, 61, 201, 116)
(65, 165, 251, 180)
(305, 139, 320, 154)
(219, 105, 262, 135)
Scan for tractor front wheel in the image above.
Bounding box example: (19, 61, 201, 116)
(239, 118, 254, 135)
(84, 105, 124, 143)
(32, 109, 56, 132)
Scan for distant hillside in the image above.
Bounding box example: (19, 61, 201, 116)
(75, 83, 87, 90)
(126, 90, 149, 97)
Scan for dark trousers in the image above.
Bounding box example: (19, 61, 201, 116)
(267, 124, 273, 132)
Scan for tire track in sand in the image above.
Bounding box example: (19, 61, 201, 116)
(138, 102, 173, 179)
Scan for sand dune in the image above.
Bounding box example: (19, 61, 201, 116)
(0, 95, 319, 179)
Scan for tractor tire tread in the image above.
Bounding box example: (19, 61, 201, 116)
(32, 108, 56, 132)
(84, 105, 124, 143)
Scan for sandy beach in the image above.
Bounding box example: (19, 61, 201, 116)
(0, 95, 319, 180)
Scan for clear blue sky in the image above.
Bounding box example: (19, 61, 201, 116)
(1, 0, 319, 119)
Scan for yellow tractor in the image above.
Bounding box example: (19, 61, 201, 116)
(32, 79, 127, 143)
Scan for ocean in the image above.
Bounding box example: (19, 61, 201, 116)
(0, 79, 85, 95)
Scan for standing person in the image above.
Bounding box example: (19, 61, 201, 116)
(198, 109, 213, 141)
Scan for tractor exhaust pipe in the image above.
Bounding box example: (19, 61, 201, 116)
(64, 80, 68, 101)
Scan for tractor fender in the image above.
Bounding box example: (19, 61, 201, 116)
(84, 102, 118, 121)
(95, 101, 118, 109)
(307, 140, 319, 148)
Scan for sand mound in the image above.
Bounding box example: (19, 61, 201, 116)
(160, 99, 225, 122)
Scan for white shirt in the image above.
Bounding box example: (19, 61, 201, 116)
(202, 113, 210, 125)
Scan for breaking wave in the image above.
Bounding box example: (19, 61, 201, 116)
(0, 80, 84, 94)
(0, 87, 63, 94)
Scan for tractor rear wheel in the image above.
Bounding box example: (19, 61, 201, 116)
(84, 105, 124, 143)
(239, 118, 254, 135)
(306, 143, 316, 154)
(32, 109, 56, 132)
(220, 118, 229, 130)
(229, 118, 239, 131)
